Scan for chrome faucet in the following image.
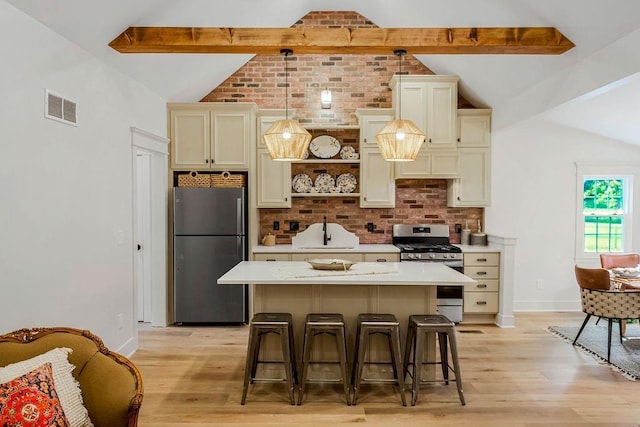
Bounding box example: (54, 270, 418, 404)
(323, 216, 332, 246)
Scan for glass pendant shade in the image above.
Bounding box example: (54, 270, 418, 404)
(263, 119, 312, 161)
(375, 119, 425, 161)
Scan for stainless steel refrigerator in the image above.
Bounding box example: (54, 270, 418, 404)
(173, 187, 247, 324)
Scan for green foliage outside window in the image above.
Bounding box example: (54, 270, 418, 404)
(583, 179, 623, 252)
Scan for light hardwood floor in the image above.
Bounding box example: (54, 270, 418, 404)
(131, 312, 640, 426)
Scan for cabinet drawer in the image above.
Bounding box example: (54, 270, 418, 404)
(364, 253, 399, 262)
(253, 253, 290, 261)
(464, 253, 499, 266)
(290, 253, 363, 262)
(464, 292, 499, 313)
(465, 279, 499, 293)
(464, 266, 499, 280)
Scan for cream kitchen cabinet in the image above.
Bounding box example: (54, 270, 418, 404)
(394, 150, 460, 179)
(389, 75, 459, 150)
(256, 110, 292, 208)
(253, 253, 291, 261)
(169, 103, 256, 170)
(356, 108, 396, 208)
(456, 109, 491, 148)
(360, 148, 395, 208)
(447, 109, 492, 207)
(463, 252, 500, 316)
(363, 253, 400, 262)
(290, 253, 364, 263)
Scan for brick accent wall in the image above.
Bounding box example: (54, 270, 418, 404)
(200, 11, 482, 245)
(260, 179, 483, 244)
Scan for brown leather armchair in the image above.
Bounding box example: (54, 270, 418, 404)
(0, 327, 143, 427)
(574, 265, 640, 363)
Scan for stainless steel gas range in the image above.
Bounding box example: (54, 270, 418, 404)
(392, 224, 464, 323)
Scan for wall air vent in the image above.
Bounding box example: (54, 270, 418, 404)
(45, 89, 78, 126)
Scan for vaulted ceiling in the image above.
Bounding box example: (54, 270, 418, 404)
(6, 0, 640, 145)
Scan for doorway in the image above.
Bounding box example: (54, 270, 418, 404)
(131, 127, 169, 327)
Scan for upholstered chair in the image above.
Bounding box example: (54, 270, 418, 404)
(574, 265, 640, 363)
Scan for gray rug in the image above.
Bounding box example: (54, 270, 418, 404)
(548, 323, 640, 381)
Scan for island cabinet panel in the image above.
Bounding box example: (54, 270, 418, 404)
(463, 252, 500, 318)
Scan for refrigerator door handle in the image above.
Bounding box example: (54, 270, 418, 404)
(236, 197, 244, 235)
(237, 236, 245, 261)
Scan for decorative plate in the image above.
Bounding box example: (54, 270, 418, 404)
(314, 173, 335, 193)
(340, 145, 357, 160)
(306, 258, 355, 271)
(292, 173, 313, 193)
(336, 173, 357, 193)
(309, 135, 341, 159)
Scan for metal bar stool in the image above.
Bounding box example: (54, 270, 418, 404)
(403, 314, 465, 406)
(241, 312, 297, 405)
(351, 313, 406, 406)
(297, 313, 351, 405)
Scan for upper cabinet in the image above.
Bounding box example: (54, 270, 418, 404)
(447, 109, 492, 207)
(356, 109, 396, 208)
(168, 103, 256, 170)
(390, 75, 460, 179)
(256, 110, 291, 208)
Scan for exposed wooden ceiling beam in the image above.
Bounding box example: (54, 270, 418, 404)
(109, 27, 574, 55)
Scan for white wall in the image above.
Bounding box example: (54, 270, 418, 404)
(486, 119, 640, 312)
(0, 2, 166, 354)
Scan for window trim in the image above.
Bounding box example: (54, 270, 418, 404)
(575, 162, 635, 262)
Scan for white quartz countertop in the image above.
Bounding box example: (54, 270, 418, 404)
(218, 261, 476, 286)
(253, 244, 400, 254)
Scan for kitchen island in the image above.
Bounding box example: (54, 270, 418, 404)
(219, 261, 475, 362)
(219, 261, 475, 323)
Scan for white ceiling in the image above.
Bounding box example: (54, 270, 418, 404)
(6, 0, 640, 146)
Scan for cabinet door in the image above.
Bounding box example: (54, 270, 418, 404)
(395, 82, 427, 134)
(447, 148, 490, 207)
(426, 82, 457, 149)
(211, 109, 250, 169)
(457, 111, 491, 148)
(359, 112, 394, 146)
(394, 148, 430, 179)
(170, 110, 210, 169)
(360, 149, 395, 208)
(429, 151, 460, 177)
(257, 149, 291, 208)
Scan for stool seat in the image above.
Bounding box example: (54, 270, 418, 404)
(241, 312, 297, 405)
(403, 314, 465, 406)
(351, 313, 406, 406)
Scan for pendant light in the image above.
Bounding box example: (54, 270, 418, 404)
(263, 49, 311, 161)
(375, 49, 426, 161)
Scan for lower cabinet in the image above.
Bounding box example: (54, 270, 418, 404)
(364, 253, 399, 262)
(253, 253, 290, 261)
(463, 252, 500, 321)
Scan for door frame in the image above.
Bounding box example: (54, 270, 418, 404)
(131, 127, 169, 327)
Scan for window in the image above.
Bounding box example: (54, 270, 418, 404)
(575, 162, 634, 261)
(582, 178, 624, 252)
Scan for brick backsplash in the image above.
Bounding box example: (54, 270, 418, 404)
(259, 180, 483, 245)
(199, 11, 481, 244)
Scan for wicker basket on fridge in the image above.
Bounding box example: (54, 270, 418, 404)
(178, 171, 210, 187)
(211, 171, 246, 188)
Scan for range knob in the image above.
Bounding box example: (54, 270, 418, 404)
(429, 253, 436, 259)
(442, 254, 449, 259)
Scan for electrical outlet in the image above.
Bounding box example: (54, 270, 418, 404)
(455, 223, 462, 233)
(273, 221, 280, 231)
(117, 313, 124, 330)
(366, 222, 375, 232)
(290, 221, 299, 231)
(536, 279, 544, 290)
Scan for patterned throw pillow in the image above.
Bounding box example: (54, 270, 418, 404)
(0, 362, 69, 426)
(0, 348, 92, 427)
